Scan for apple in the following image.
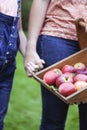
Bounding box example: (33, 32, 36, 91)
(73, 74, 87, 82)
(58, 82, 76, 97)
(43, 68, 62, 85)
(56, 72, 73, 87)
(74, 81, 87, 91)
(62, 64, 75, 73)
(55, 68, 62, 76)
(74, 62, 86, 72)
(76, 69, 87, 75)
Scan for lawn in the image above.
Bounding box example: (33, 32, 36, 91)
(4, 52, 79, 130)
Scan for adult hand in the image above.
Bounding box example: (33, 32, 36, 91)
(24, 50, 45, 77)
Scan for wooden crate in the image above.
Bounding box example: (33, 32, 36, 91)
(33, 48, 87, 104)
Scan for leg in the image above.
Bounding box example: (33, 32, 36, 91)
(0, 86, 12, 129)
(37, 35, 80, 130)
(0, 65, 15, 130)
(40, 87, 69, 130)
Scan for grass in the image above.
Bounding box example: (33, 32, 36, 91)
(4, 52, 79, 130)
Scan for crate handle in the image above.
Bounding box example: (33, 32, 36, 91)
(76, 18, 87, 28)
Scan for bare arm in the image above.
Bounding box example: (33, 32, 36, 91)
(27, 0, 50, 48)
(24, 0, 50, 76)
(18, 2, 27, 57)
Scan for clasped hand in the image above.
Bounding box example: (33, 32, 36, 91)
(24, 52, 45, 77)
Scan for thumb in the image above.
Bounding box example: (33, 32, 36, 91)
(41, 59, 45, 64)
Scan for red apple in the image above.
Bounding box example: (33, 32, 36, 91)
(73, 74, 87, 82)
(56, 72, 73, 87)
(74, 62, 86, 72)
(74, 81, 87, 91)
(54, 68, 62, 76)
(76, 69, 87, 75)
(62, 64, 75, 73)
(58, 82, 76, 96)
(43, 68, 62, 85)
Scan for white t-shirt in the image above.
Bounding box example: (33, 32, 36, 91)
(0, 0, 18, 16)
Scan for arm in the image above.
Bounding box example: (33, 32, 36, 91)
(18, 3, 27, 57)
(24, 0, 50, 76)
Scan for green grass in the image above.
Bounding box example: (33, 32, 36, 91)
(4, 52, 79, 130)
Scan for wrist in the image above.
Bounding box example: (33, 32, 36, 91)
(27, 40, 37, 50)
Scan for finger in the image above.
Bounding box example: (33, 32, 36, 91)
(41, 59, 45, 64)
(28, 62, 39, 70)
(27, 67, 33, 76)
(38, 64, 44, 70)
(36, 60, 45, 70)
(29, 61, 43, 71)
(27, 63, 38, 72)
(27, 65, 36, 77)
(39, 59, 45, 69)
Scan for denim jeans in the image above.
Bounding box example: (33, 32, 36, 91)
(0, 12, 19, 130)
(37, 35, 87, 130)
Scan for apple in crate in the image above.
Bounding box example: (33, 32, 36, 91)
(62, 64, 75, 73)
(74, 81, 87, 91)
(74, 74, 87, 82)
(76, 69, 87, 75)
(74, 62, 86, 72)
(43, 68, 62, 85)
(56, 72, 73, 87)
(58, 82, 76, 97)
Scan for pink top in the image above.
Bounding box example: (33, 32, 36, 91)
(0, 0, 18, 16)
(41, 0, 87, 40)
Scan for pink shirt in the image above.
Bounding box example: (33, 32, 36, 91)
(0, 0, 18, 16)
(41, 0, 87, 40)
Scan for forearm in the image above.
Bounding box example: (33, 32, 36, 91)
(27, 0, 50, 51)
(18, 4, 27, 57)
(19, 30, 27, 57)
(24, 0, 50, 76)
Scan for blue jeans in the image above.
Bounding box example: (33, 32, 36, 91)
(37, 35, 87, 130)
(0, 13, 19, 130)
